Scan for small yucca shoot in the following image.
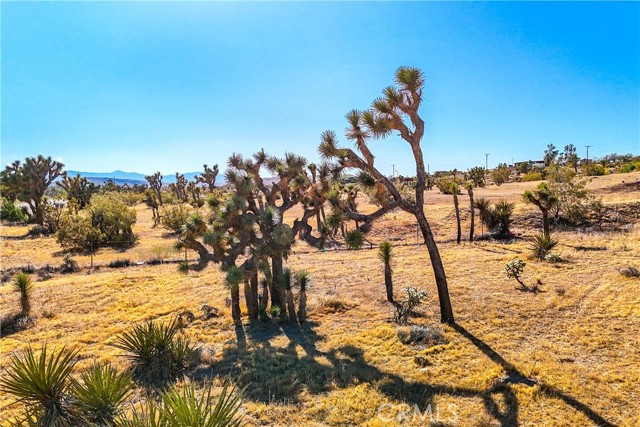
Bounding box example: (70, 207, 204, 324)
(0, 345, 78, 426)
(71, 363, 133, 425)
(12, 273, 33, 316)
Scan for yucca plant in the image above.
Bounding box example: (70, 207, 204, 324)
(492, 200, 515, 236)
(283, 268, 297, 322)
(529, 233, 559, 260)
(71, 363, 133, 425)
(112, 318, 197, 386)
(119, 382, 244, 427)
(0, 345, 78, 426)
(12, 273, 34, 316)
(345, 229, 364, 250)
(378, 241, 394, 303)
(295, 271, 310, 323)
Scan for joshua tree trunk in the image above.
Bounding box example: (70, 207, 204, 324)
(468, 188, 475, 242)
(270, 254, 286, 317)
(298, 290, 307, 323)
(542, 209, 550, 239)
(384, 260, 394, 303)
(416, 210, 455, 324)
(230, 285, 241, 326)
(286, 289, 297, 323)
(250, 270, 259, 320)
(453, 192, 461, 244)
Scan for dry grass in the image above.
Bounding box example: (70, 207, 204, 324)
(1, 171, 639, 426)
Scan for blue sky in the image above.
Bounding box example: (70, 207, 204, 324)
(2, 1, 639, 176)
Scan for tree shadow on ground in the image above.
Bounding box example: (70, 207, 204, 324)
(192, 321, 615, 427)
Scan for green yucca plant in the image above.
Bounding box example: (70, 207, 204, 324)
(119, 382, 244, 427)
(112, 318, 197, 386)
(0, 345, 78, 427)
(529, 233, 559, 260)
(345, 229, 364, 250)
(12, 273, 34, 316)
(492, 200, 515, 236)
(71, 363, 133, 425)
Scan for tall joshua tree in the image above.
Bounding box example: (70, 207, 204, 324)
(378, 241, 394, 303)
(145, 172, 164, 206)
(319, 67, 455, 324)
(450, 180, 461, 244)
(196, 164, 219, 192)
(0, 156, 65, 224)
(523, 182, 559, 238)
(57, 174, 98, 209)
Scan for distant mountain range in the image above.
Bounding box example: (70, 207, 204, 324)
(65, 170, 216, 186)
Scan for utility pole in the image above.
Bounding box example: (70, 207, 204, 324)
(585, 145, 592, 164)
(392, 164, 396, 178)
(484, 154, 489, 170)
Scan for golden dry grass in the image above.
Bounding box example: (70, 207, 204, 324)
(1, 171, 639, 426)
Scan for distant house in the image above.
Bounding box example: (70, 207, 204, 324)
(514, 160, 545, 170)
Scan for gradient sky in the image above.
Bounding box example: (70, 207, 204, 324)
(2, 1, 639, 176)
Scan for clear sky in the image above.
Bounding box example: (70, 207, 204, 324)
(2, 1, 639, 176)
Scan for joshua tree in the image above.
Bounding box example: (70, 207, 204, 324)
(544, 144, 559, 166)
(196, 164, 219, 192)
(0, 155, 65, 224)
(12, 273, 33, 316)
(450, 181, 461, 244)
(378, 241, 394, 303)
(144, 172, 164, 206)
(319, 67, 455, 324)
(143, 189, 161, 226)
(296, 271, 310, 323)
(57, 174, 98, 209)
(467, 166, 486, 188)
(168, 173, 189, 203)
(523, 182, 559, 238)
(283, 268, 297, 323)
(465, 182, 475, 241)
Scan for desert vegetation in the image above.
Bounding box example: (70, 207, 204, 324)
(2, 68, 639, 427)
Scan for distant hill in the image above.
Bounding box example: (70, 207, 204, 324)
(65, 170, 210, 186)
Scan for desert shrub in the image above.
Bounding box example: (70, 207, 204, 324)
(56, 212, 104, 252)
(112, 318, 197, 386)
(12, 273, 34, 316)
(317, 297, 355, 314)
(27, 225, 49, 237)
(529, 233, 559, 260)
(345, 229, 364, 250)
(397, 325, 447, 347)
(71, 363, 133, 425)
(467, 167, 486, 188)
(620, 266, 640, 278)
(619, 163, 636, 173)
(146, 257, 164, 265)
(583, 163, 605, 176)
(120, 382, 244, 427)
(505, 258, 527, 288)
(60, 254, 80, 273)
(161, 204, 193, 233)
(435, 176, 460, 194)
(393, 287, 428, 325)
(108, 259, 132, 269)
(522, 172, 543, 182)
(491, 163, 511, 186)
(41, 202, 66, 234)
(178, 261, 190, 274)
(89, 193, 137, 247)
(0, 345, 78, 426)
(1, 198, 28, 222)
(544, 253, 562, 263)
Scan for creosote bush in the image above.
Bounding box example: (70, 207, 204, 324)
(397, 325, 447, 347)
(112, 318, 197, 386)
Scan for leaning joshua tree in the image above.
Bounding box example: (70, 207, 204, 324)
(319, 67, 454, 324)
(523, 182, 559, 238)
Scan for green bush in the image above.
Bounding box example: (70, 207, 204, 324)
(522, 172, 543, 182)
(435, 176, 460, 194)
(582, 163, 605, 176)
(161, 204, 193, 233)
(619, 163, 636, 173)
(1, 198, 28, 222)
(89, 193, 137, 247)
(56, 212, 103, 252)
